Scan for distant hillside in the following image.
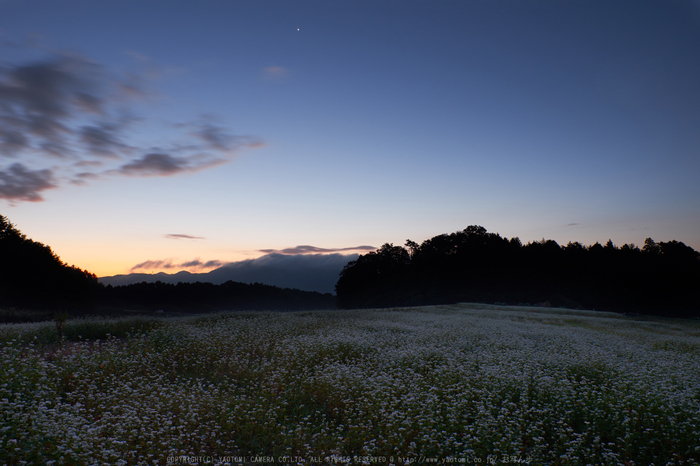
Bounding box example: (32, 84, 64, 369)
(100, 271, 196, 287)
(100, 253, 358, 294)
(100, 281, 335, 313)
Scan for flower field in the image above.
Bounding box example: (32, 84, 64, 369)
(2, 304, 700, 465)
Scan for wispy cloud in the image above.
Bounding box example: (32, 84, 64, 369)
(114, 152, 224, 177)
(164, 234, 206, 240)
(189, 116, 264, 152)
(0, 49, 263, 202)
(79, 120, 133, 158)
(262, 66, 290, 81)
(0, 163, 55, 202)
(130, 258, 223, 272)
(258, 245, 377, 255)
(129, 259, 174, 271)
(181, 259, 224, 269)
(0, 126, 30, 156)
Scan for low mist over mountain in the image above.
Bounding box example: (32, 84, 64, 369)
(99, 253, 359, 294)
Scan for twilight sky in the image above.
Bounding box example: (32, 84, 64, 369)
(2, 0, 700, 278)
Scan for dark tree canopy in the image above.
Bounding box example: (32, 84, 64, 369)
(101, 280, 334, 313)
(0, 214, 100, 310)
(336, 226, 700, 318)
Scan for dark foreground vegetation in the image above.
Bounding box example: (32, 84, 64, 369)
(336, 226, 700, 318)
(0, 215, 333, 322)
(99, 280, 334, 314)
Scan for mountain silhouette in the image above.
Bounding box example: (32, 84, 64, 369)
(100, 253, 359, 293)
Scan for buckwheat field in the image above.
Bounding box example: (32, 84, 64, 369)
(2, 304, 699, 465)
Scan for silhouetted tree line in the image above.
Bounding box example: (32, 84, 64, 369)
(0, 215, 334, 319)
(0, 215, 101, 311)
(101, 281, 334, 312)
(335, 226, 700, 318)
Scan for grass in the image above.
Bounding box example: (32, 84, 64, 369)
(0, 315, 163, 346)
(1, 304, 699, 465)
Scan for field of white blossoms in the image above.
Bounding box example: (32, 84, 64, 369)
(1, 304, 700, 466)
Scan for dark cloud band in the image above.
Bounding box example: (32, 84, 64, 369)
(259, 245, 377, 255)
(0, 163, 55, 202)
(0, 50, 263, 202)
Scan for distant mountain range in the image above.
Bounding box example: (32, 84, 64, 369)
(99, 253, 359, 294)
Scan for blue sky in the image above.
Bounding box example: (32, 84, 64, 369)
(2, 0, 699, 277)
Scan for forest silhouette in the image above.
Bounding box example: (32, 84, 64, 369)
(336, 226, 700, 318)
(0, 215, 101, 313)
(2, 216, 699, 320)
